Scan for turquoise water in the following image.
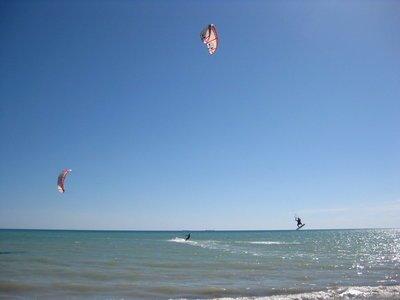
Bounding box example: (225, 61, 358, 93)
(0, 229, 399, 299)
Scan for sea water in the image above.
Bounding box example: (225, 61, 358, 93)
(0, 229, 399, 299)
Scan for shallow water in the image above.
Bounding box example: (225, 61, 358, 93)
(0, 229, 399, 299)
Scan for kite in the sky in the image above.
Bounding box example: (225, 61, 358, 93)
(57, 169, 72, 193)
(200, 24, 219, 55)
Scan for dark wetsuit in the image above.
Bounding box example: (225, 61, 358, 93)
(296, 218, 302, 227)
(185, 233, 191, 241)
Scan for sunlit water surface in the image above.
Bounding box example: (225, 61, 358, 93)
(0, 229, 399, 299)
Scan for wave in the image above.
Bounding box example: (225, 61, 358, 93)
(168, 237, 191, 243)
(204, 285, 400, 300)
(0, 282, 41, 293)
(168, 238, 299, 247)
(167, 238, 260, 256)
(248, 241, 300, 245)
(0, 251, 26, 255)
(168, 238, 222, 250)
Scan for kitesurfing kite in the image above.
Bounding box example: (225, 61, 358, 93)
(200, 24, 219, 55)
(57, 169, 72, 193)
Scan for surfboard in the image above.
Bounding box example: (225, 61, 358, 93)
(296, 224, 305, 230)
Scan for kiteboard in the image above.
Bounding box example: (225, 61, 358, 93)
(296, 224, 305, 230)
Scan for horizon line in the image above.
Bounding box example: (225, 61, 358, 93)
(0, 227, 397, 232)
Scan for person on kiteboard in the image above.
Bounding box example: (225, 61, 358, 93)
(185, 233, 191, 241)
(295, 217, 303, 228)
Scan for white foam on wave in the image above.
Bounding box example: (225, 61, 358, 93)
(168, 238, 200, 248)
(248, 241, 300, 245)
(200, 285, 400, 300)
(168, 238, 218, 250)
(168, 238, 262, 256)
(168, 237, 189, 243)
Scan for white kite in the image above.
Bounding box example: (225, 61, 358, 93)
(200, 24, 219, 55)
(57, 169, 72, 193)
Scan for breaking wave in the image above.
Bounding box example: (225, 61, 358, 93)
(167, 238, 261, 256)
(168, 238, 226, 251)
(248, 241, 300, 245)
(204, 285, 400, 300)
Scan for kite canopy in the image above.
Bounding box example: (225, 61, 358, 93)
(57, 169, 72, 193)
(200, 24, 218, 55)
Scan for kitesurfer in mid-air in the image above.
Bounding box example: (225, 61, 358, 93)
(185, 233, 191, 241)
(295, 217, 303, 228)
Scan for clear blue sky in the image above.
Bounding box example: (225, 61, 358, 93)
(1, 0, 399, 230)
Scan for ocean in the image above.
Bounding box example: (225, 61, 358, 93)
(0, 229, 399, 299)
